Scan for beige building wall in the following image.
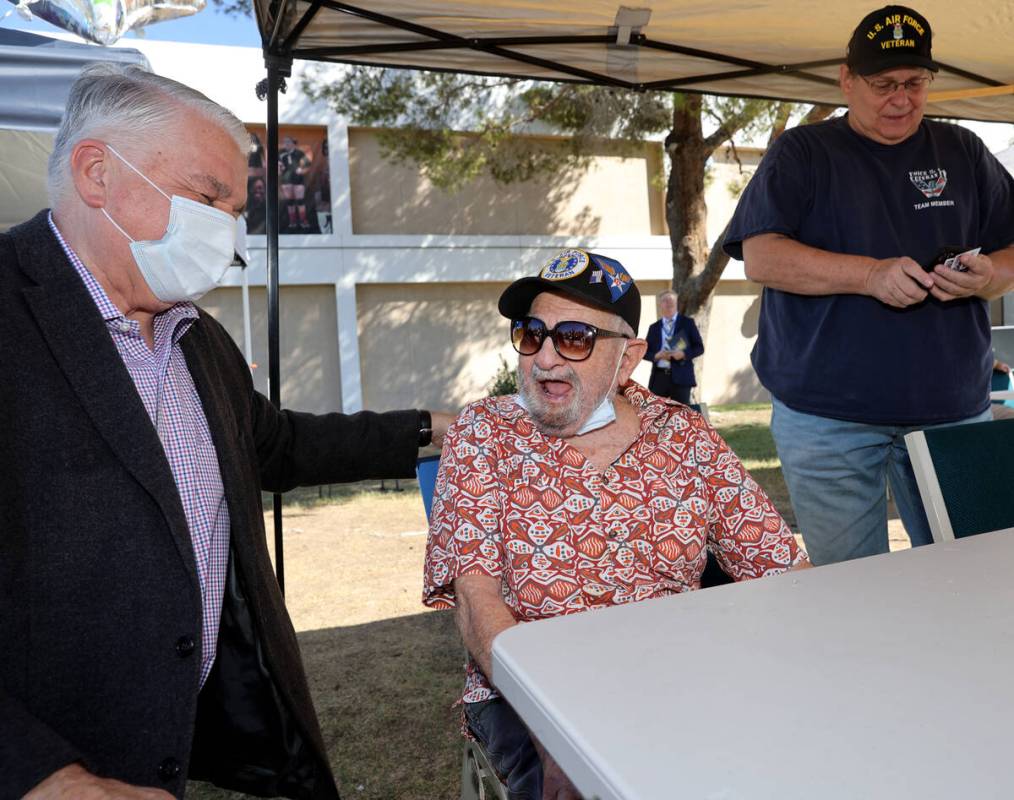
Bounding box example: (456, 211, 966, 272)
(200, 285, 342, 415)
(348, 128, 665, 237)
(703, 146, 762, 247)
(196, 276, 763, 418)
(354, 278, 767, 413)
(637, 280, 766, 406)
(697, 281, 768, 405)
(357, 282, 516, 413)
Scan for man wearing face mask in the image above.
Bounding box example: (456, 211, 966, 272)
(0, 64, 452, 799)
(423, 249, 809, 800)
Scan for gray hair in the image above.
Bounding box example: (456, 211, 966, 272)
(48, 63, 248, 206)
(657, 290, 678, 303)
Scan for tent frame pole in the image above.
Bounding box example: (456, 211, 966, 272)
(264, 54, 292, 594)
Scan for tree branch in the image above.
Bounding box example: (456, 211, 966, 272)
(703, 104, 767, 152)
(802, 103, 838, 125)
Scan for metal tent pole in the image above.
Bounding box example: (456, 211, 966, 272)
(241, 262, 253, 371)
(264, 54, 291, 594)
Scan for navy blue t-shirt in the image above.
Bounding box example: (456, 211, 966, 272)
(724, 115, 1014, 425)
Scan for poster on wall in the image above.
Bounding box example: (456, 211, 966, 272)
(245, 124, 331, 236)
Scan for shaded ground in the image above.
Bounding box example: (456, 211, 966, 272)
(188, 405, 910, 799)
(187, 489, 460, 800)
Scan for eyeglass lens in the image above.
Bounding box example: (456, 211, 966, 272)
(867, 76, 932, 95)
(511, 318, 597, 361)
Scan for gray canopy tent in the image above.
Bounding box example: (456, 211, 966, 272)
(0, 26, 149, 130)
(0, 27, 148, 230)
(248, 1, 1014, 588)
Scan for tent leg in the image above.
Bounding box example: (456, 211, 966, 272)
(264, 54, 291, 594)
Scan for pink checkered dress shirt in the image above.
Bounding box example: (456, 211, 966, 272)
(50, 214, 230, 688)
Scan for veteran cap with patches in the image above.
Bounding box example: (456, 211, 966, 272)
(846, 5, 937, 76)
(498, 249, 641, 333)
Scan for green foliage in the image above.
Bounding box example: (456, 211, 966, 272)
(701, 95, 788, 143)
(302, 67, 680, 191)
(208, 0, 251, 16)
(487, 356, 518, 397)
(523, 84, 672, 141)
(302, 64, 813, 198)
(726, 170, 754, 199)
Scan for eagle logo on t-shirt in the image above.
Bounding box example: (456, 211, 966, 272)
(909, 169, 948, 198)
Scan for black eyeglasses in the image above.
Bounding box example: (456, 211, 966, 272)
(860, 74, 934, 96)
(510, 316, 629, 362)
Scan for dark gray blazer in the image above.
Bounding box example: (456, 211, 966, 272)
(0, 212, 419, 799)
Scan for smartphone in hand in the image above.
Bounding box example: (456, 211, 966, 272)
(922, 246, 964, 272)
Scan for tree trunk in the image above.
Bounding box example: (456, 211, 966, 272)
(663, 94, 711, 315)
(663, 100, 837, 400)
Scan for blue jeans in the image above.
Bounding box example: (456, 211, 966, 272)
(464, 698, 541, 800)
(770, 398, 992, 566)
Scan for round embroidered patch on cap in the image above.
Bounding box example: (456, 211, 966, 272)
(540, 249, 589, 281)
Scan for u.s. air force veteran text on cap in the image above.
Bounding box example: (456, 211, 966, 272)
(846, 5, 938, 76)
(498, 248, 642, 333)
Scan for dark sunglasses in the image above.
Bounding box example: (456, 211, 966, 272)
(510, 316, 630, 362)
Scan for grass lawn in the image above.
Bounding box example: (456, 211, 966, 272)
(710, 404, 797, 532)
(187, 405, 798, 800)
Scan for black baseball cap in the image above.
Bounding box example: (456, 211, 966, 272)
(846, 5, 938, 76)
(498, 249, 641, 333)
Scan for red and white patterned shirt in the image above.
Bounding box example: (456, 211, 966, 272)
(423, 382, 806, 703)
(50, 214, 230, 688)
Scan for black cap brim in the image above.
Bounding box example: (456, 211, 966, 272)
(499, 277, 596, 320)
(498, 276, 641, 332)
(852, 55, 939, 75)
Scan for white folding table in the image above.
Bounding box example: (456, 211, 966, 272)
(492, 530, 1014, 800)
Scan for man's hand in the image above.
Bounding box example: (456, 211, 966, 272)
(864, 257, 933, 308)
(928, 252, 994, 302)
(429, 411, 455, 449)
(671, 350, 686, 361)
(25, 764, 174, 799)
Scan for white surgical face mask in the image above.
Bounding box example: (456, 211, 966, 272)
(101, 144, 237, 303)
(574, 343, 628, 435)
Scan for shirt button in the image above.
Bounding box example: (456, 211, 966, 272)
(157, 757, 181, 782)
(175, 636, 196, 658)
(116, 320, 131, 333)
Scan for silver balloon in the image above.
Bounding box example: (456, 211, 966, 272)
(6, 0, 205, 45)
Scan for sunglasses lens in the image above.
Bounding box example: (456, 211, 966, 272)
(554, 322, 595, 361)
(512, 318, 544, 355)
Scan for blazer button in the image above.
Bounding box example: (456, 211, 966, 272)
(175, 636, 196, 658)
(157, 757, 181, 782)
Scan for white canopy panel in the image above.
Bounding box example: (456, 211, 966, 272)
(254, 0, 1014, 122)
(0, 129, 52, 231)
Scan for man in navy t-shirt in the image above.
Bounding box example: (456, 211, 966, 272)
(724, 4, 1014, 565)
